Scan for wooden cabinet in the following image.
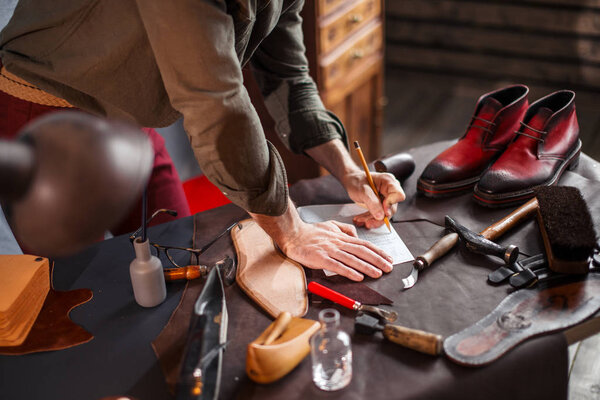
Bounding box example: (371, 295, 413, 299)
(302, 0, 385, 170)
(246, 0, 385, 183)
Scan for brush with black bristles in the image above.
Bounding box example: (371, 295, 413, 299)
(534, 186, 597, 274)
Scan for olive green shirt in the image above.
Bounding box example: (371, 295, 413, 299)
(0, 0, 346, 215)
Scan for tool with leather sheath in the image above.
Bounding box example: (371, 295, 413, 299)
(307, 281, 398, 322)
(508, 257, 600, 290)
(402, 196, 539, 289)
(488, 253, 544, 285)
(176, 263, 228, 400)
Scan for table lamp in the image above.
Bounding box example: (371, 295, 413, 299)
(0, 111, 154, 257)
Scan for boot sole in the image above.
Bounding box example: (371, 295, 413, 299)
(472, 140, 582, 208)
(417, 176, 480, 198)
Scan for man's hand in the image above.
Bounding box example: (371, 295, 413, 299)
(249, 199, 394, 281)
(306, 139, 405, 229)
(343, 170, 405, 229)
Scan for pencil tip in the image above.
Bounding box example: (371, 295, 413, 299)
(353, 141, 359, 148)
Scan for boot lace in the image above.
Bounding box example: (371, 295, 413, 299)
(468, 116, 496, 134)
(515, 121, 547, 142)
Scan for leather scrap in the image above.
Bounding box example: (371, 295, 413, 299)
(444, 273, 600, 366)
(153, 208, 246, 394)
(0, 262, 93, 355)
(152, 278, 204, 394)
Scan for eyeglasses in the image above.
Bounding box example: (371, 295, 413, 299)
(129, 209, 238, 272)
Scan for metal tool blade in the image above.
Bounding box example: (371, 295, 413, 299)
(215, 255, 236, 287)
(402, 266, 419, 289)
(358, 305, 398, 322)
(176, 263, 228, 400)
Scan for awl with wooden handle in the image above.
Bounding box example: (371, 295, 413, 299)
(401, 197, 539, 289)
(308, 281, 398, 322)
(355, 312, 443, 356)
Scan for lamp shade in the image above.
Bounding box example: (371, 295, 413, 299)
(1, 111, 154, 257)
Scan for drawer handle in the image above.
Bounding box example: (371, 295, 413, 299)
(351, 49, 365, 59)
(348, 14, 363, 24)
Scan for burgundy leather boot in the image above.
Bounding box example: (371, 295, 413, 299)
(474, 90, 581, 207)
(417, 85, 529, 197)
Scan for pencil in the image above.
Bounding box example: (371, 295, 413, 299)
(353, 141, 392, 232)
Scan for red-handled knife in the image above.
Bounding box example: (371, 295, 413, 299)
(307, 282, 397, 322)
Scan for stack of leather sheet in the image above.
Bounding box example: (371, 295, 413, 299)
(0, 255, 50, 346)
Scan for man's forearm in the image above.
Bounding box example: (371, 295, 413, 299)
(248, 197, 300, 249)
(305, 139, 361, 186)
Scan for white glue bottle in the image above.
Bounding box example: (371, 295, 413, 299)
(130, 237, 166, 307)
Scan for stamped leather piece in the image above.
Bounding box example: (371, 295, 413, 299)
(444, 274, 600, 366)
(0, 272, 93, 355)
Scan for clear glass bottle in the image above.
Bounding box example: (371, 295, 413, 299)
(310, 308, 352, 391)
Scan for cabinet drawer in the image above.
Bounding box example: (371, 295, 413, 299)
(317, 0, 348, 17)
(320, 22, 383, 90)
(320, 0, 380, 54)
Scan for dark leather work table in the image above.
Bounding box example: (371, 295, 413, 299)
(1, 140, 600, 400)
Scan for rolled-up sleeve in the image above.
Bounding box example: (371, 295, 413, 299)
(250, 0, 348, 155)
(134, 0, 288, 216)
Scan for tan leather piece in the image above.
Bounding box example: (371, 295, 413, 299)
(232, 219, 308, 318)
(0, 67, 74, 107)
(0, 260, 93, 355)
(0, 255, 50, 346)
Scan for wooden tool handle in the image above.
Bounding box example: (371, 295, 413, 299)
(163, 265, 203, 281)
(480, 198, 538, 240)
(307, 282, 357, 310)
(383, 324, 443, 356)
(416, 233, 459, 269)
(262, 312, 293, 345)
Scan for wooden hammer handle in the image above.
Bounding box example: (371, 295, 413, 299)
(480, 198, 539, 240)
(383, 324, 443, 356)
(416, 232, 459, 270)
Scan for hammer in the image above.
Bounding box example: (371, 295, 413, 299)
(444, 215, 519, 265)
(402, 196, 539, 289)
(355, 313, 443, 356)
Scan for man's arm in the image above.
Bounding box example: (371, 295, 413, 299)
(135, 0, 288, 217)
(251, 1, 404, 228)
(135, 0, 395, 280)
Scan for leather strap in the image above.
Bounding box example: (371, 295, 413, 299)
(0, 67, 74, 108)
